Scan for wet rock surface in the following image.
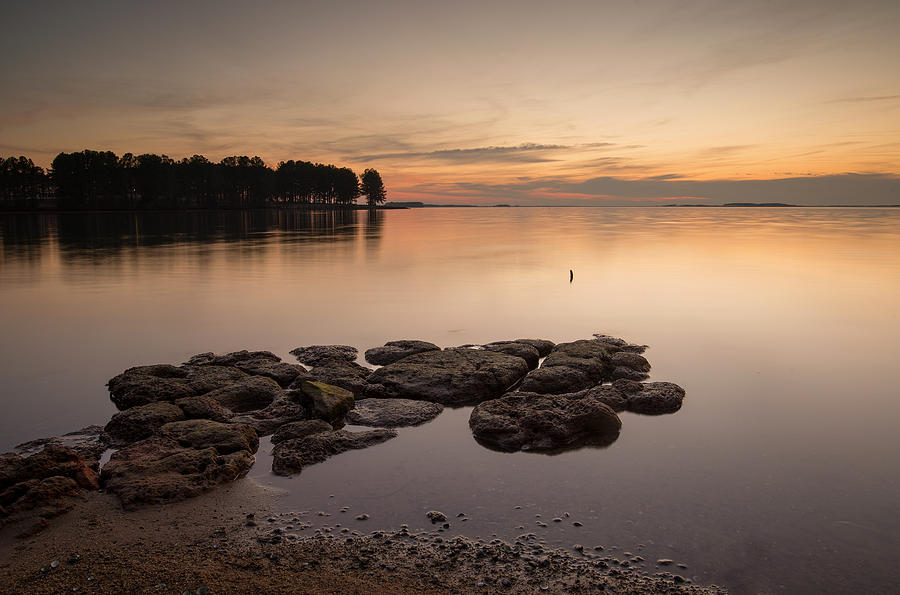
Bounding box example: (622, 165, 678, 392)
(271, 420, 333, 444)
(303, 359, 371, 396)
(469, 392, 622, 452)
(482, 341, 542, 369)
(103, 401, 186, 446)
(289, 345, 358, 366)
(365, 348, 530, 406)
(346, 398, 444, 427)
(289, 380, 355, 424)
(271, 429, 398, 476)
(364, 340, 441, 365)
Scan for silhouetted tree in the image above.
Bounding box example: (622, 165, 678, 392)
(0, 156, 48, 209)
(360, 168, 386, 206)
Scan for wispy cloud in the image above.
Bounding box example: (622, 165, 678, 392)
(357, 142, 617, 164)
(824, 94, 900, 104)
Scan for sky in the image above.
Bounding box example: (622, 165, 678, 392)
(1, 0, 899, 205)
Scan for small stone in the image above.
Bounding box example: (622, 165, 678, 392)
(50, 560, 59, 569)
(457, 512, 466, 517)
(573, 521, 583, 527)
(552, 518, 562, 523)
(426, 510, 447, 523)
(574, 544, 584, 552)
(356, 514, 369, 520)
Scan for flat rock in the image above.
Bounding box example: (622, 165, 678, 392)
(103, 402, 186, 446)
(228, 392, 309, 436)
(364, 340, 440, 365)
(303, 359, 371, 396)
(271, 420, 334, 444)
(13, 426, 106, 467)
(593, 334, 648, 353)
(365, 348, 529, 406)
(158, 420, 259, 455)
(100, 437, 254, 509)
(289, 380, 354, 425)
(615, 380, 685, 414)
(107, 364, 247, 410)
(469, 392, 621, 452)
(346, 398, 443, 427)
(482, 342, 541, 369)
(185, 350, 280, 367)
(518, 365, 592, 395)
(175, 395, 230, 422)
(272, 429, 397, 476)
(203, 376, 283, 413)
(289, 345, 358, 366)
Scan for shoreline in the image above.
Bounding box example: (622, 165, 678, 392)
(0, 478, 725, 594)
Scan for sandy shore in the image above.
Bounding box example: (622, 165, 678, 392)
(0, 478, 726, 594)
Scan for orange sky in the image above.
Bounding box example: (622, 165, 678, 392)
(1, 1, 898, 204)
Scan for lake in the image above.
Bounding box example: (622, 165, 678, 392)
(1, 207, 899, 594)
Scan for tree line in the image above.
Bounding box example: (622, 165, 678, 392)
(0, 151, 387, 210)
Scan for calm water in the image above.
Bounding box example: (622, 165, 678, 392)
(2, 207, 899, 594)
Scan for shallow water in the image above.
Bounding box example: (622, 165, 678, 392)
(2, 207, 899, 593)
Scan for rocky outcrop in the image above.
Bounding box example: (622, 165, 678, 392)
(202, 376, 283, 413)
(107, 364, 247, 410)
(290, 345, 358, 366)
(364, 340, 440, 365)
(186, 351, 307, 388)
(1, 446, 100, 534)
(103, 402, 186, 446)
(271, 420, 333, 444)
(365, 348, 529, 406)
(509, 339, 556, 357)
(271, 429, 397, 476)
(185, 350, 280, 367)
(100, 421, 258, 508)
(469, 392, 621, 452)
(303, 359, 371, 397)
(482, 342, 541, 369)
(13, 426, 106, 468)
(289, 380, 354, 425)
(346, 398, 443, 427)
(593, 334, 648, 353)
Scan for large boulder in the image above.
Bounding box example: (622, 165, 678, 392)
(202, 376, 283, 413)
(107, 364, 247, 410)
(364, 340, 440, 365)
(290, 345, 358, 366)
(289, 380, 354, 424)
(516, 339, 618, 394)
(271, 420, 333, 444)
(186, 351, 309, 387)
(346, 398, 443, 427)
(103, 402, 186, 446)
(271, 429, 397, 476)
(158, 420, 259, 455)
(100, 437, 255, 509)
(303, 359, 371, 396)
(469, 392, 621, 452)
(482, 342, 541, 369)
(365, 348, 529, 406)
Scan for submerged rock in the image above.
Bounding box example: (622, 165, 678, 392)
(103, 402, 186, 446)
(365, 348, 529, 406)
(364, 340, 441, 365)
(289, 380, 354, 425)
(482, 342, 541, 370)
(469, 392, 621, 452)
(289, 345, 358, 366)
(271, 429, 397, 476)
(271, 420, 333, 444)
(303, 359, 371, 397)
(346, 398, 443, 427)
(203, 376, 283, 413)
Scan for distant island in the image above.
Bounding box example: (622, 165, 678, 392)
(1, 150, 388, 211)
